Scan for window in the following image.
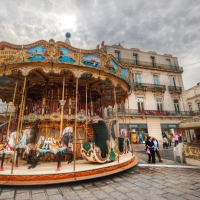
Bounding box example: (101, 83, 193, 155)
(135, 73, 141, 84)
(166, 59, 171, 66)
(133, 54, 138, 65)
(189, 105, 192, 112)
(137, 98, 144, 111)
(150, 56, 156, 67)
(195, 89, 198, 95)
(115, 51, 120, 61)
(157, 99, 163, 111)
(174, 100, 179, 112)
(170, 77, 176, 87)
(186, 93, 190, 98)
(153, 75, 159, 86)
(198, 103, 200, 111)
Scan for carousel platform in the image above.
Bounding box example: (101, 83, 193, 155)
(0, 153, 138, 185)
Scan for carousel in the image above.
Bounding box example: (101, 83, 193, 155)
(0, 33, 138, 185)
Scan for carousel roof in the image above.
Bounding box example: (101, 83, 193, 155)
(0, 39, 133, 104)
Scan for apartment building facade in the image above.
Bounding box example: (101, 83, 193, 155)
(185, 82, 200, 113)
(103, 44, 190, 142)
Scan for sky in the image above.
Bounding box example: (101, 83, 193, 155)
(0, 0, 200, 89)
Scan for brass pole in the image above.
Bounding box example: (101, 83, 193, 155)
(73, 77, 79, 171)
(127, 93, 133, 156)
(11, 76, 27, 174)
(114, 86, 119, 163)
(19, 80, 28, 137)
(85, 74, 88, 141)
(6, 75, 19, 141)
(60, 74, 66, 138)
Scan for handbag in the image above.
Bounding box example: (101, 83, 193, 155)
(146, 148, 151, 154)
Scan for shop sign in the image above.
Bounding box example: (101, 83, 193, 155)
(129, 125, 138, 128)
(169, 125, 177, 128)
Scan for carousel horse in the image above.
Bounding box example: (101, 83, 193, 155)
(28, 128, 73, 171)
(81, 119, 124, 163)
(0, 140, 17, 171)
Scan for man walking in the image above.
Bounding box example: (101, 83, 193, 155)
(152, 137, 162, 162)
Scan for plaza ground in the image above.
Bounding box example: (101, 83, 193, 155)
(0, 143, 200, 200)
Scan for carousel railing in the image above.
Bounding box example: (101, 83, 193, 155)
(106, 109, 195, 117)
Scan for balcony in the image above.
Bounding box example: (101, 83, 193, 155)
(118, 58, 183, 73)
(106, 109, 194, 118)
(168, 86, 182, 94)
(133, 83, 166, 92)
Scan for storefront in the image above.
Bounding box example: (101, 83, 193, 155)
(119, 123, 148, 144)
(161, 124, 180, 142)
(180, 117, 200, 166)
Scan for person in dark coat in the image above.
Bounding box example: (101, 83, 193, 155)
(145, 136, 155, 163)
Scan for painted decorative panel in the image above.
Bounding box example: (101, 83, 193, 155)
(120, 68, 129, 81)
(81, 54, 100, 68)
(58, 47, 77, 63)
(0, 42, 23, 67)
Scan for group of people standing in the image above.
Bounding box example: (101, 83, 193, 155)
(146, 136, 162, 164)
(162, 132, 181, 149)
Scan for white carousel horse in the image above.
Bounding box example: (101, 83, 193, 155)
(9, 129, 31, 159)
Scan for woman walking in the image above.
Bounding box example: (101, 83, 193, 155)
(146, 136, 155, 163)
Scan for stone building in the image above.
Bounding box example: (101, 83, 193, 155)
(185, 82, 200, 113)
(103, 44, 191, 142)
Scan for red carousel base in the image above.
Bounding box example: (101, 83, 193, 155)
(0, 153, 138, 185)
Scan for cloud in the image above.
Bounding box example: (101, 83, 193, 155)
(0, 0, 200, 89)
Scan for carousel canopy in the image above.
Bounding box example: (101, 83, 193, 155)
(0, 39, 133, 105)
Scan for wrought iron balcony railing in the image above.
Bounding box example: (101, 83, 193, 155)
(106, 109, 195, 118)
(168, 86, 182, 93)
(133, 83, 166, 92)
(118, 58, 183, 72)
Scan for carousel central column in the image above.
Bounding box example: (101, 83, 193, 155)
(60, 74, 66, 138)
(73, 76, 79, 171)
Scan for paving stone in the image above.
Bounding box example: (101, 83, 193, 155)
(46, 188, 60, 195)
(162, 193, 185, 200)
(0, 191, 15, 199)
(92, 190, 110, 199)
(100, 186, 116, 193)
(72, 185, 84, 190)
(32, 192, 48, 200)
(32, 189, 45, 194)
(109, 191, 128, 200)
(126, 192, 147, 200)
(162, 188, 183, 196)
(65, 195, 81, 200)
(62, 190, 76, 197)
(15, 191, 30, 200)
(48, 194, 64, 200)
(180, 194, 200, 200)
(75, 190, 93, 198)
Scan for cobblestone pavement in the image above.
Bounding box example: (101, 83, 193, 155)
(0, 166, 200, 200)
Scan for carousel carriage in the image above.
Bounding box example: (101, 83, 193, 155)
(81, 119, 124, 163)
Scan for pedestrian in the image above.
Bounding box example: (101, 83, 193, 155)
(163, 136, 169, 149)
(167, 133, 172, 147)
(174, 133, 179, 147)
(146, 136, 155, 163)
(152, 137, 162, 162)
